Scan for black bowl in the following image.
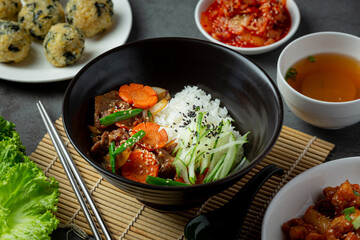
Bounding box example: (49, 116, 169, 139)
(63, 37, 283, 211)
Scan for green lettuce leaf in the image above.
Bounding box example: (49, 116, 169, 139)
(0, 116, 60, 240)
(0, 162, 60, 240)
(0, 116, 25, 153)
(0, 140, 30, 179)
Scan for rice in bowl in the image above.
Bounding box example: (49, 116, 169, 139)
(155, 86, 249, 184)
(155, 86, 238, 140)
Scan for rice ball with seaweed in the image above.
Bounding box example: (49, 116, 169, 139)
(0, 0, 22, 21)
(0, 20, 31, 63)
(18, 0, 65, 40)
(43, 23, 84, 67)
(65, 0, 113, 37)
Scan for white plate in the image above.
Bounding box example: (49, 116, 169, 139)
(0, 0, 132, 83)
(262, 156, 360, 239)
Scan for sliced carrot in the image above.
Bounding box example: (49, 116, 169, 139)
(131, 122, 168, 151)
(119, 83, 158, 109)
(121, 149, 159, 183)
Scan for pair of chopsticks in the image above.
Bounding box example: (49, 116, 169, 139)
(37, 101, 112, 240)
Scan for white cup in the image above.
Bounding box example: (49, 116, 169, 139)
(277, 32, 360, 129)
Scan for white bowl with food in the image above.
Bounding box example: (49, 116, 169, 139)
(262, 156, 360, 240)
(194, 0, 300, 55)
(277, 32, 360, 129)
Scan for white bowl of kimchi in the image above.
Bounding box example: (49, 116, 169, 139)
(195, 0, 301, 55)
(262, 156, 360, 239)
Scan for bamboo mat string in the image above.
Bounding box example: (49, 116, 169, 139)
(89, 177, 104, 195)
(44, 155, 58, 174)
(120, 205, 146, 240)
(277, 135, 317, 190)
(67, 205, 83, 226)
(29, 119, 335, 240)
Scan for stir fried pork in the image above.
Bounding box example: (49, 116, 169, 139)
(154, 149, 176, 179)
(93, 90, 131, 128)
(90, 90, 176, 177)
(91, 128, 130, 156)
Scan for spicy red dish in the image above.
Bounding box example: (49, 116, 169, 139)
(200, 0, 291, 48)
(282, 180, 360, 240)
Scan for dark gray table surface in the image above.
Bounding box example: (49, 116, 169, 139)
(1, 0, 359, 239)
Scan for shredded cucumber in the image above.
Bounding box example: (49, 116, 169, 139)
(172, 111, 249, 184)
(203, 153, 226, 183)
(216, 132, 237, 180)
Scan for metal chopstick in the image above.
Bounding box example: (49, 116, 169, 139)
(37, 100, 112, 240)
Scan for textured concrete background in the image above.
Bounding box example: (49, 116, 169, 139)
(0, 0, 359, 239)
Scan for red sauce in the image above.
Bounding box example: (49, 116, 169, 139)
(200, 0, 291, 48)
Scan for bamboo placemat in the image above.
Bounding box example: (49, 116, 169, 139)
(30, 118, 334, 240)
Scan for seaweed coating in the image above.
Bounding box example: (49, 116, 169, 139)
(18, 0, 65, 40)
(43, 23, 85, 67)
(0, 0, 22, 21)
(65, 0, 113, 37)
(0, 20, 31, 63)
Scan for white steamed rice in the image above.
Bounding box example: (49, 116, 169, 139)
(154, 86, 239, 142)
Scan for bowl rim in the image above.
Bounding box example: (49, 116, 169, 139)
(194, 0, 301, 54)
(261, 156, 360, 239)
(277, 31, 360, 105)
(63, 36, 284, 191)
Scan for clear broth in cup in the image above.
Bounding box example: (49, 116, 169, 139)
(285, 53, 360, 102)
